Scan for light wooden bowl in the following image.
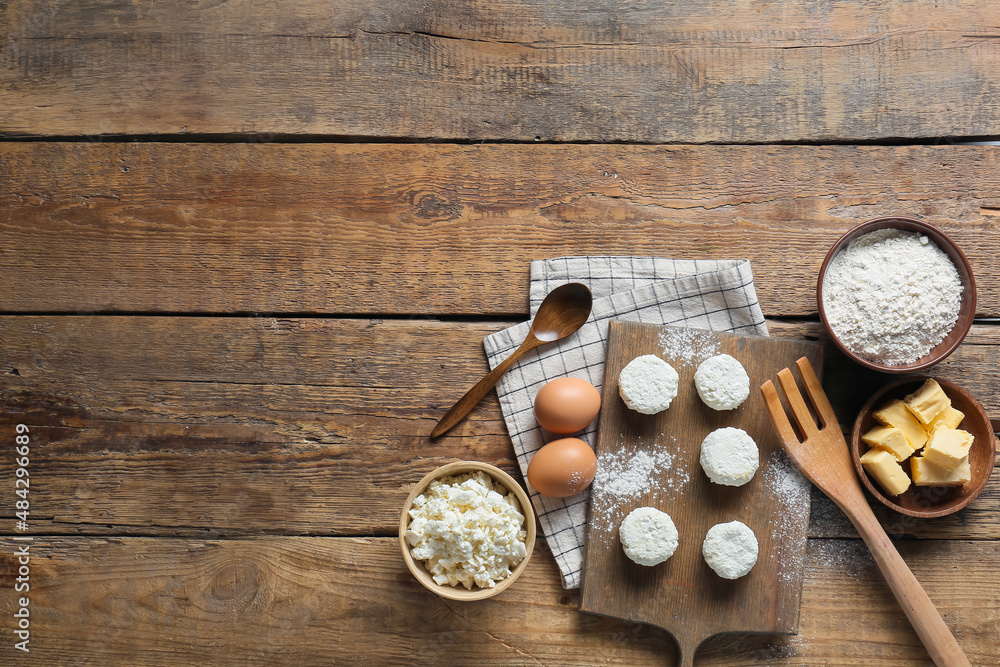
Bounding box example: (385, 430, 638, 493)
(817, 216, 976, 374)
(399, 461, 536, 600)
(851, 377, 996, 518)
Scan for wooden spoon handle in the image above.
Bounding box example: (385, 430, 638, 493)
(430, 335, 540, 438)
(845, 499, 971, 667)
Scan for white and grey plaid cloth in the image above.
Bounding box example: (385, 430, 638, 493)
(483, 257, 768, 589)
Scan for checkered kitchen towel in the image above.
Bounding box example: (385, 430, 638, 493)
(483, 257, 768, 589)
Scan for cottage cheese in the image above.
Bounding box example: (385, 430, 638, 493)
(699, 427, 759, 487)
(618, 354, 680, 414)
(703, 520, 759, 580)
(405, 471, 528, 589)
(619, 507, 679, 566)
(694, 354, 750, 411)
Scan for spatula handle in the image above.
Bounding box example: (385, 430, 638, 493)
(845, 499, 971, 667)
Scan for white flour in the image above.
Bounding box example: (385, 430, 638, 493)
(821, 229, 963, 365)
(658, 327, 721, 367)
(590, 436, 689, 533)
(762, 450, 811, 583)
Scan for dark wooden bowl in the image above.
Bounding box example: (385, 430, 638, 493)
(851, 377, 996, 518)
(817, 216, 976, 374)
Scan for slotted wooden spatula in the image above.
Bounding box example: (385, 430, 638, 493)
(761, 357, 970, 667)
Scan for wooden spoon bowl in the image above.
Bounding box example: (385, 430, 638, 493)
(851, 377, 996, 518)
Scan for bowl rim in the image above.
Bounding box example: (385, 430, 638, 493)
(817, 216, 977, 374)
(398, 461, 537, 601)
(850, 376, 996, 517)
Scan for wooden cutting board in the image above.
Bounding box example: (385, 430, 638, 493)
(580, 320, 824, 666)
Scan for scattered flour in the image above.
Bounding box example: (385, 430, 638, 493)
(590, 436, 689, 533)
(809, 539, 877, 580)
(762, 450, 811, 583)
(658, 326, 721, 368)
(821, 228, 963, 365)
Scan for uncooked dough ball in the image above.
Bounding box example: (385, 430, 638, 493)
(618, 355, 679, 415)
(699, 427, 759, 487)
(702, 520, 759, 579)
(619, 507, 679, 566)
(694, 354, 750, 410)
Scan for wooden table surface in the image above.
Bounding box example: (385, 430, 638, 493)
(2, 2, 1000, 664)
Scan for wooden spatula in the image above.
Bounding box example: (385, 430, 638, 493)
(761, 357, 970, 667)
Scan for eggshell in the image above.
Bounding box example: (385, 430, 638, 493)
(527, 437, 598, 498)
(533, 377, 602, 434)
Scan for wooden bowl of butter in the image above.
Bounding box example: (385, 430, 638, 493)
(399, 461, 536, 601)
(851, 377, 996, 518)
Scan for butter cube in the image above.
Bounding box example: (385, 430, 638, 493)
(928, 405, 965, 432)
(873, 399, 928, 450)
(861, 425, 916, 463)
(911, 456, 972, 487)
(922, 427, 974, 471)
(861, 448, 911, 496)
(904, 379, 951, 425)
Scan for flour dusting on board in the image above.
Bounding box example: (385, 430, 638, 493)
(762, 450, 811, 583)
(658, 326, 721, 367)
(590, 435, 690, 533)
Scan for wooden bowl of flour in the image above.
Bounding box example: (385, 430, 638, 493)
(817, 216, 976, 374)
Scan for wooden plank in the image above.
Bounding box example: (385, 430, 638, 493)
(1, 1, 998, 141)
(0, 536, 995, 665)
(1, 316, 998, 538)
(3, 143, 1000, 315)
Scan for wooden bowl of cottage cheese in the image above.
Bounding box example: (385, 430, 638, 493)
(817, 216, 976, 373)
(399, 461, 536, 601)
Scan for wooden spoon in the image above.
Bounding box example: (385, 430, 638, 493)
(761, 357, 970, 667)
(430, 282, 592, 438)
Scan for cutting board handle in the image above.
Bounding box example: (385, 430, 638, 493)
(672, 631, 702, 667)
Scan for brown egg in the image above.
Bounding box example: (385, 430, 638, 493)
(527, 437, 598, 498)
(533, 377, 602, 434)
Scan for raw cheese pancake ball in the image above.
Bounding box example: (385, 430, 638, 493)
(619, 507, 679, 566)
(694, 353, 750, 410)
(702, 520, 758, 580)
(699, 427, 759, 486)
(618, 354, 679, 415)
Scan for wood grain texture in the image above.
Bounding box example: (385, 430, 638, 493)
(1, 316, 997, 539)
(2, 1, 999, 141)
(0, 536, 996, 665)
(3, 143, 1000, 315)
